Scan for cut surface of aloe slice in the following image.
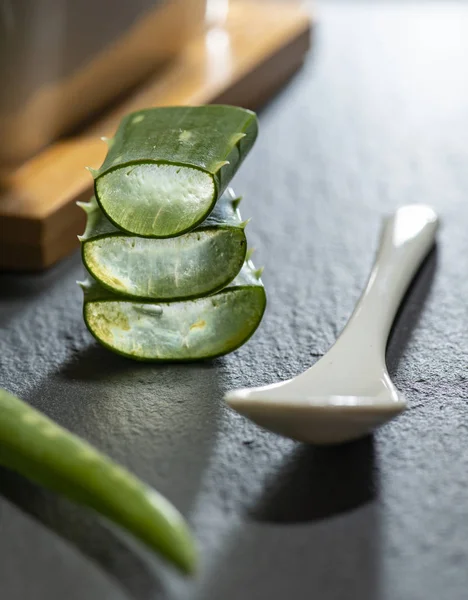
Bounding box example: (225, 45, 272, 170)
(79, 189, 247, 301)
(81, 262, 266, 361)
(92, 106, 258, 238)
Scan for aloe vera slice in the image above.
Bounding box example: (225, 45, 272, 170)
(79, 188, 248, 301)
(91, 106, 258, 238)
(81, 262, 266, 361)
(0, 387, 196, 574)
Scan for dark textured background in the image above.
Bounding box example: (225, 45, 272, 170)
(1, 2, 468, 599)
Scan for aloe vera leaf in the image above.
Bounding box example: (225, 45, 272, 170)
(81, 262, 266, 362)
(92, 106, 258, 238)
(79, 188, 248, 301)
(0, 387, 196, 574)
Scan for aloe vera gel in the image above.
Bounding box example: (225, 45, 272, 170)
(80, 106, 266, 361)
(80, 189, 248, 301)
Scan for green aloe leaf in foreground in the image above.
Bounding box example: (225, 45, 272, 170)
(91, 105, 258, 238)
(79, 188, 248, 301)
(0, 388, 196, 574)
(81, 261, 266, 361)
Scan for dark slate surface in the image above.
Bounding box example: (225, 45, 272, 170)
(1, 3, 468, 599)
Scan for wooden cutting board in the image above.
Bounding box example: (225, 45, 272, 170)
(0, 0, 312, 270)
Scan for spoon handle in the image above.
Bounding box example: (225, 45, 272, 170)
(340, 205, 439, 353)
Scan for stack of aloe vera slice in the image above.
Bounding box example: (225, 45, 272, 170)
(79, 106, 266, 361)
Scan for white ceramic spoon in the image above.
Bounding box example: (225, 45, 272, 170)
(226, 205, 439, 445)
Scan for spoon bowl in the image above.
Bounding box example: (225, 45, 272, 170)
(226, 377, 405, 445)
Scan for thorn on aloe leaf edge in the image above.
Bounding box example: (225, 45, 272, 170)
(231, 132, 246, 145)
(100, 136, 115, 149)
(246, 248, 255, 261)
(254, 267, 264, 280)
(213, 160, 230, 173)
(76, 200, 93, 213)
(85, 166, 99, 179)
(232, 196, 243, 211)
(240, 218, 251, 230)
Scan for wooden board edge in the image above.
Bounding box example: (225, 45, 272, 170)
(0, 3, 313, 270)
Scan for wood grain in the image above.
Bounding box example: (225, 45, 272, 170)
(0, 0, 311, 270)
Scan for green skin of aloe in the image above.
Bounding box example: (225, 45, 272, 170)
(81, 105, 266, 361)
(81, 261, 266, 362)
(91, 105, 258, 238)
(0, 388, 196, 574)
(80, 188, 249, 301)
